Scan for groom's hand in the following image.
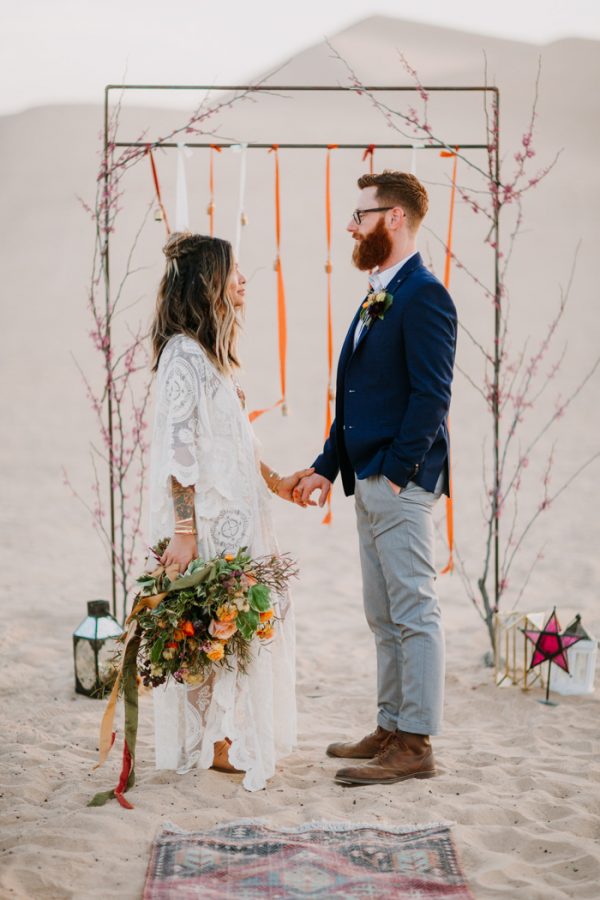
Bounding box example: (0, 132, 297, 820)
(294, 473, 332, 508)
(275, 467, 315, 503)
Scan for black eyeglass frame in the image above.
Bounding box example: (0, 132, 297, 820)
(352, 206, 394, 225)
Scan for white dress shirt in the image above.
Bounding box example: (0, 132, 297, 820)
(353, 251, 418, 349)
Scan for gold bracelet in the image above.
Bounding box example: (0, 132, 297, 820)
(270, 476, 282, 495)
(174, 528, 197, 536)
(266, 469, 281, 493)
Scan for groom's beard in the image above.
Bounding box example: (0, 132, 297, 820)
(352, 218, 393, 272)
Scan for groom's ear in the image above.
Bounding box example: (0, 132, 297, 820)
(387, 207, 406, 230)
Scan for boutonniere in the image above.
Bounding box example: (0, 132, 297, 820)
(360, 290, 394, 326)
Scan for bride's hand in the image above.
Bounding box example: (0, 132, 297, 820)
(161, 533, 198, 573)
(275, 467, 315, 503)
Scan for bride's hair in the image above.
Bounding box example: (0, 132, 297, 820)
(151, 232, 240, 374)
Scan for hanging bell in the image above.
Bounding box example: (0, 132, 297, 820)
(206, 201, 215, 216)
(281, 401, 289, 417)
(273, 256, 280, 272)
(241, 212, 248, 226)
(154, 207, 163, 222)
(324, 260, 333, 274)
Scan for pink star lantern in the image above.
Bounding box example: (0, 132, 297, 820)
(522, 608, 585, 704)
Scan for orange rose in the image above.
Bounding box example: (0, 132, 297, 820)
(258, 624, 274, 641)
(206, 641, 225, 662)
(259, 609, 274, 623)
(209, 619, 238, 640)
(179, 620, 195, 636)
(224, 553, 235, 562)
(216, 604, 238, 623)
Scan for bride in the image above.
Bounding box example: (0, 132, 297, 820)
(148, 232, 310, 792)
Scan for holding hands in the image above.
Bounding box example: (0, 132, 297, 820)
(263, 463, 332, 509)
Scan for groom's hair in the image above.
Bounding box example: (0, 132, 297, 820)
(357, 171, 429, 230)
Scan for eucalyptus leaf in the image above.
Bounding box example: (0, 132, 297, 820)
(150, 636, 166, 663)
(237, 608, 259, 640)
(166, 564, 213, 593)
(248, 583, 271, 613)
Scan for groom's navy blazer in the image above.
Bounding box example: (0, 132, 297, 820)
(313, 252, 457, 497)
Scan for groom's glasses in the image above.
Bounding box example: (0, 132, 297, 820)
(352, 207, 394, 225)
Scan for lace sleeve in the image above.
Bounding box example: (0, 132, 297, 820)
(157, 338, 212, 488)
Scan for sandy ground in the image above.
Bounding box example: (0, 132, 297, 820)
(1, 16, 600, 900)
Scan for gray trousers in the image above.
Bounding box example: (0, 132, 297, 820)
(354, 475, 445, 736)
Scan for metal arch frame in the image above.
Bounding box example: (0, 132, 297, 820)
(102, 83, 501, 619)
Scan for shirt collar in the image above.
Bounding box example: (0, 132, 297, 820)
(368, 250, 419, 292)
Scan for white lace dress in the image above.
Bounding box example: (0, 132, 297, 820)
(148, 334, 297, 791)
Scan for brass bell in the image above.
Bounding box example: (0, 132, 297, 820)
(324, 261, 333, 274)
(206, 201, 215, 216)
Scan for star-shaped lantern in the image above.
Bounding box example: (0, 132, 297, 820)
(522, 608, 585, 705)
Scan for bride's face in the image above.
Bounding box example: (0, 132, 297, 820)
(228, 262, 247, 309)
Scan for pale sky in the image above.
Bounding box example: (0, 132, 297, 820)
(1, 0, 599, 115)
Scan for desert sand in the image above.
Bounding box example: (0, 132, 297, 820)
(1, 16, 599, 899)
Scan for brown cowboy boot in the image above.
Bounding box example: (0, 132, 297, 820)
(334, 730, 436, 784)
(326, 725, 394, 759)
(211, 738, 245, 774)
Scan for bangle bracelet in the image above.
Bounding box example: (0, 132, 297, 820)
(174, 528, 197, 535)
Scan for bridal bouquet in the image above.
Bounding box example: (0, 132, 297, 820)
(132, 543, 296, 688)
(89, 544, 296, 809)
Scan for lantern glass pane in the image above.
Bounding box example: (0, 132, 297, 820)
(75, 640, 97, 691)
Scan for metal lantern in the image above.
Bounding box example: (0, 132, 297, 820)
(73, 600, 123, 698)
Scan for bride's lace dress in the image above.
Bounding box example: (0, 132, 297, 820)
(148, 334, 296, 791)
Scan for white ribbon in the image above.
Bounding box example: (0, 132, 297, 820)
(230, 143, 248, 259)
(410, 143, 427, 176)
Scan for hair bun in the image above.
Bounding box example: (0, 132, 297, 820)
(163, 232, 210, 261)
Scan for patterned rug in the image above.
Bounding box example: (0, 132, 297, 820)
(142, 820, 474, 899)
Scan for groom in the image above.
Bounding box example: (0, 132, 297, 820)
(295, 170, 457, 785)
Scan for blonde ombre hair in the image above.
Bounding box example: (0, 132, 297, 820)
(151, 232, 240, 374)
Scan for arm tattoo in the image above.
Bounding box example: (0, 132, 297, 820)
(171, 476, 196, 525)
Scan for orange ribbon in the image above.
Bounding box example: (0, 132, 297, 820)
(147, 146, 171, 236)
(362, 144, 376, 174)
(322, 145, 338, 525)
(249, 146, 288, 422)
(439, 148, 459, 574)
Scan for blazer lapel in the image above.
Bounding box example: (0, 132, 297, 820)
(351, 252, 424, 356)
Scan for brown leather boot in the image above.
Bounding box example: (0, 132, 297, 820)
(326, 725, 394, 759)
(211, 738, 245, 774)
(334, 730, 436, 784)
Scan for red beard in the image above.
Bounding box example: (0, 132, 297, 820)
(352, 217, 393, 271)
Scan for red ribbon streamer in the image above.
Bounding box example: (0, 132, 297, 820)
(362, 144, 376, 174)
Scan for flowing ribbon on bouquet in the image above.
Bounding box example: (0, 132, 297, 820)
(362, 144, 376, 174)
(249, 145, 288, 422)
(322, 145, 338, 525)
(147, 146, 171, 236)
(439, 148, 459, 575)
(89, 564, 179, 810)
(207, 145, 222, 237)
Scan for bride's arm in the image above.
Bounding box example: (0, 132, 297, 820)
(160, 477, 198, 571)
(260, 461, 315, 503)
